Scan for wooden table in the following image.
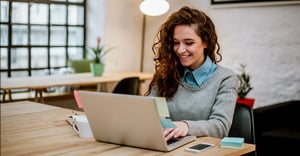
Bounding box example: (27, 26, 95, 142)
(1, 72, 153, 103)
(1, 101, 255, 156)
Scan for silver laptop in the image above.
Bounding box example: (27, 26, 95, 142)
(77, 90, 196, 152)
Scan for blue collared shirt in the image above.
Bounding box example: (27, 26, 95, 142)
(182, 57, 217, 86)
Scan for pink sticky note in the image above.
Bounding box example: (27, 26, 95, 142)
(74, 90, 84, 108)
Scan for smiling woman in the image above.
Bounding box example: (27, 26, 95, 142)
(145, 6, 239, 142)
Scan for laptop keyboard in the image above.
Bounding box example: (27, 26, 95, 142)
(167, 138, 182, 145)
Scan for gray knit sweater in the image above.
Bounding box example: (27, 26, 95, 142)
(151, 65, 238, 138)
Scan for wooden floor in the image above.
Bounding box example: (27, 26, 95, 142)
(0, 85, 99, 111)
(1, 92, 83, 111)
(1, 81, 150, 111)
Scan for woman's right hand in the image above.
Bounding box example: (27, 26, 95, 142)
(163, 121, 189, 142)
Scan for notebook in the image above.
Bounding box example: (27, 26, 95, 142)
(76, 90, 196, 152)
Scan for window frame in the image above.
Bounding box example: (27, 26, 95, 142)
(0, 0, 87, 78)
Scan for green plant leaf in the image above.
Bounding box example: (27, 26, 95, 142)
(237, 64, 253, 99)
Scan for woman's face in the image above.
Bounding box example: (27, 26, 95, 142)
(173, 25, 207, 70)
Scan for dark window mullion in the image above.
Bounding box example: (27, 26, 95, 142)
(47, 2, 51, 75)
(83, 0, 87, 59)
(65, 3, 69, 65)
(28, 2, 32, 76)
(8, 0, 12, 77)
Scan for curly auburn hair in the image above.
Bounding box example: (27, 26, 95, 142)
(145, 6, 222, 99)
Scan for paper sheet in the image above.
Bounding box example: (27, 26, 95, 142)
(153, 97, 170, 117)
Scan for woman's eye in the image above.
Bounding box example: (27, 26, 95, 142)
(185, 42, 194, 45)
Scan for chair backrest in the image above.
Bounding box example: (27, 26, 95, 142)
(67, 59, 93, 73)
(228, 103, 256, 144)
(112, 77, 140, 95)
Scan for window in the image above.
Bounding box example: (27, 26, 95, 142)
(0, 0, 86, 78)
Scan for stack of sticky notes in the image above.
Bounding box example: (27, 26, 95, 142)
(220, 137, 244, 149)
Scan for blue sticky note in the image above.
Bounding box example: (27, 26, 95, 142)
(160, 118, 177, 129)
(221, 137, 244, 149)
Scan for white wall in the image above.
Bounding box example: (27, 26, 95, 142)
(209, 3, 300, 108)
(88, 0, 300, 108)
(104, 0, 144, 72)
(87, 0, 143, 73)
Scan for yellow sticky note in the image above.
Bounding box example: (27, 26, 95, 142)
(153, 97, 170, 117)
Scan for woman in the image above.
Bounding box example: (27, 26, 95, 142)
(145, 6, 238, 141)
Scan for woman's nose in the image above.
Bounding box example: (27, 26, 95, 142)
(178, 47, 186, 53)
(177, 46, 186, 54)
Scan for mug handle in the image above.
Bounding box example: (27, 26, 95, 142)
(72, 118, 80, 134)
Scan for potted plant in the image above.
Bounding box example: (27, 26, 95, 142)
(236, 64, 255, 108)
(89, 37, 113, 76)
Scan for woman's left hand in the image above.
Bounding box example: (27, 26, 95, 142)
(163, 121, 189, 141)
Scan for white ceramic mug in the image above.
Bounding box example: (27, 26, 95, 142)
(72, 115, 93, 138)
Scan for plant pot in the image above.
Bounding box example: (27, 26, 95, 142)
(90, 63, 105, 76)
(236, 98, 255, 108)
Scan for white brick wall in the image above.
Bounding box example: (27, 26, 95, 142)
(211, 4, 300, 108)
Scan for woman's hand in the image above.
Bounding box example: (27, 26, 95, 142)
(163, 121, 189, 142)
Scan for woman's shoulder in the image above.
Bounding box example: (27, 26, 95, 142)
(214, 65, 239, 88)
(216, 65, 236, 76)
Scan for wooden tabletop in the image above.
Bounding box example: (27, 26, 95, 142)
(1, 72, 153, 102)
(1, 72, 153, 90)
(1, 101, 255, 156)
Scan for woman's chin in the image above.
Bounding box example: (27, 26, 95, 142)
(180, 61, 191, 67)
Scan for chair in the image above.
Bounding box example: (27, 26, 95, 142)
(67, 59, 96, 90)
(112, 77, 140, 95)
(67, 59, 93, 73)
(228, 103, 256, 155)
(253, 100, 300, 155)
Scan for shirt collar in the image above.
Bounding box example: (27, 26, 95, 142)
(183, 57, 216, 86)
